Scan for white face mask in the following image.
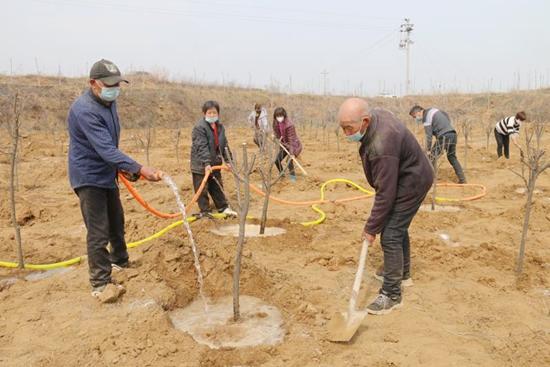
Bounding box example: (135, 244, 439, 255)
(276, 116, 284, 123)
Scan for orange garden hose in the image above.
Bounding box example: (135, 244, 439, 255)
(119, 166, 487, 218)
(0, 167, 486, 270)
(434, 182, 487, 202)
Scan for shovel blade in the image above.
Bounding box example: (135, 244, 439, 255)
(327, 310, 367, 342)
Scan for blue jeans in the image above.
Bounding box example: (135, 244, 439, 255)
(380, 201, 423, 298)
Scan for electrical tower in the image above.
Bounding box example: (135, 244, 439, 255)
(399, 18, 414, 95)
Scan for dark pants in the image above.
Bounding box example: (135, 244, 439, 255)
(431, 131, 466, 183)
(380, 201, 423, 299)
(192, 171, 228, 213)
(275, 149, 295, 176)
(75, 186, 128, 288)
(494, 128, 510, 159)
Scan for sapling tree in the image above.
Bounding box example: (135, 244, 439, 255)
(510, 122, 549, 274)
(173, 128, 182, 165)
(256, 133, 288, 235)
(144, 123, 154, 166)
(225, 144, 256, 321)
(2, 92, 25, 268)
(485, 120, 494, 150)
(459, 118, 473, 172)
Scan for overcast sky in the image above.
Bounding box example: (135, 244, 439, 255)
(2, 0, 549, 95)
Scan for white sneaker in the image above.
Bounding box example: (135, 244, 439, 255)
(221, 207, 238, 217)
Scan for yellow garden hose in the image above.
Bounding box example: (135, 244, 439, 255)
(0, 214, 224, 270)
(0, 176, 485, 270)
(300, 178, 375, 226)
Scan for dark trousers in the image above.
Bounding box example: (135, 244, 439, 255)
(431, 131, 466, 183)
(275, 149, 295, 176)
(75, 186, 128, 288)
(380, 201, 423, 298)
(494, 128, 510, 159)
(192, 171, 228, 213)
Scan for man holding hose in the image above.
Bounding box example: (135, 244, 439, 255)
(68, 59, 162, 299)
(338, 98, 433, 314)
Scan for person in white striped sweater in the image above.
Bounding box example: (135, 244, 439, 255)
(494, 111, 526, 159)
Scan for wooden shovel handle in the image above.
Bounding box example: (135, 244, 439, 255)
(348, 239, 370, 314)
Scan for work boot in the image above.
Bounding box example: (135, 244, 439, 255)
(289, 174, 297, 183)
(366, 293, 402, 315)
(373, 265, 414, 287)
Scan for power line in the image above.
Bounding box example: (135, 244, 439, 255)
(162, 0, 400, 21)
(28, 0, 397, 31)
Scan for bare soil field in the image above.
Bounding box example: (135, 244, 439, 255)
(0, 79, 549, 366)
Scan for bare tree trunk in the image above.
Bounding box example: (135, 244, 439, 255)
(174, 129, 181, 165)
(233, 143, 252, 321)
(259, 170, 272, 235)
(258, 135, 286, 235)
(145, 125, 152, 166)
(516, 172, 535, 274)
(510, 122, 549, 274)
(464, 135, 468, 172)
(14, 145, 19, 191)
(8, 94, 24, 268)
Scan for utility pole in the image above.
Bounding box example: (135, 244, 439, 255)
(321, 69, 329, 95)
(399, 18, 414, 95)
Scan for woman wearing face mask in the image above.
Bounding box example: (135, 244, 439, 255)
(190, 100, 237, 218)
(272, 107, 302, 182)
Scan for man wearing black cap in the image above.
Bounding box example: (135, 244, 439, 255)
(68, 59, 162, 299)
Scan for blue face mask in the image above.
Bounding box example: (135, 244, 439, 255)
(415, 116, 422, 123)
(99, 86, 120, 102)
(205, 116, 218, 123)
(346, 128, 366, 142)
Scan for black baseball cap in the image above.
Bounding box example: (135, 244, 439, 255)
(89, 59, 129, 86)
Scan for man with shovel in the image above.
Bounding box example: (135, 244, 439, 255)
(68, 59, 163, 300)
(338, 98, 433, 315)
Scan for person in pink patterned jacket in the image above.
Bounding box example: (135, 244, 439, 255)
(272, 107, 302, 182)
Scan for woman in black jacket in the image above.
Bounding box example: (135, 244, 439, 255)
(190, 100, 236, 217)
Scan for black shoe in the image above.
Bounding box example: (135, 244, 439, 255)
(366, 293, 402, 315)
